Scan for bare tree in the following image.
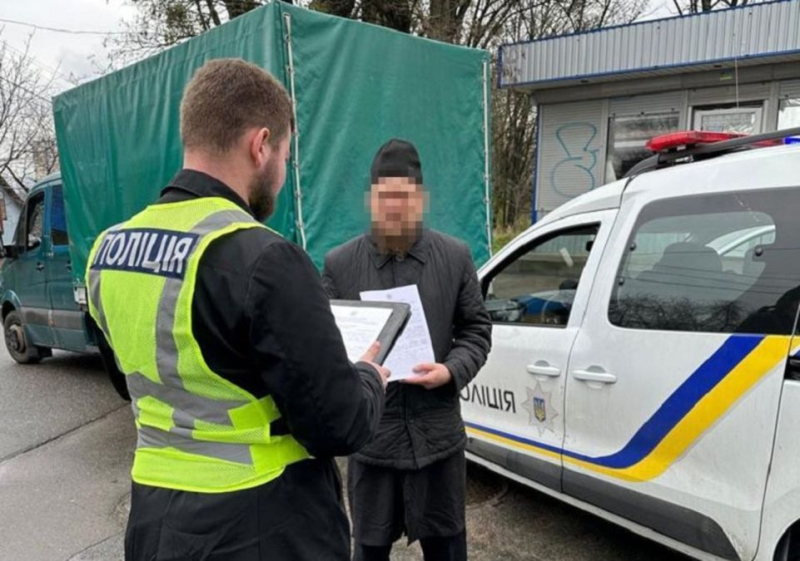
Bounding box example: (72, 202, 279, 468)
(309, 0, 356, 17)
(0, 33, 59, 191)
(480, 0, 647, 229)
(361, 0, 415, 32)
(672, 0, 763, 15)
(106, 0, 293, 63)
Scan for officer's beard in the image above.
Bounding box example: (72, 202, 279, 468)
(248, 162, 278, 223)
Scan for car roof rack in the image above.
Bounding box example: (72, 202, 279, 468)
(625, 126, 800, 178)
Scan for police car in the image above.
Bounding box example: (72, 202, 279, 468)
(462, 128, 800, 561)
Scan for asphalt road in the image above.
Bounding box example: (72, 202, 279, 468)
(0, 349, 688, 561)
(0, 351, 132, 561)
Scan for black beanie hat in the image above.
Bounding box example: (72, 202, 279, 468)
(370, 139, 423, 184)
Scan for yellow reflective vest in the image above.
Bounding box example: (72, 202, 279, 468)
(87, 197, 309, 493)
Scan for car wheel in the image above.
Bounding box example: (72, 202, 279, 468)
(4, 310, 43, 364)
(776, 527, 800, 561)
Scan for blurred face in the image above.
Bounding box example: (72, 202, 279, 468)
(249, 126, 291, 222)
(369, 177, 426, 239)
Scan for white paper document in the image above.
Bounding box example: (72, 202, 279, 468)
(330, 304, 393, 362)
(360, 284, 435, 382)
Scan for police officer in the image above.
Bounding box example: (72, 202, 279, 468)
(87, 59, 389, 561)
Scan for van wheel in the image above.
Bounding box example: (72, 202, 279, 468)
(100, 351, 130, 402)
(93, 324, 130, 402)
(4, 311, 43, 364)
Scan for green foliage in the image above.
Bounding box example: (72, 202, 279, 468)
(492, 220, 529, 254)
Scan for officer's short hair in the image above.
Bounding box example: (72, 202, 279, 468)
(180, 58, 293, 154)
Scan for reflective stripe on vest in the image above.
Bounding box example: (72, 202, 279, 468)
(86, 197, 310, 493)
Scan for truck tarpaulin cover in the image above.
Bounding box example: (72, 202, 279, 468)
(53, 2, 491, 283)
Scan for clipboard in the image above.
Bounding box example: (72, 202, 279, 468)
(330, 299, 411, 365)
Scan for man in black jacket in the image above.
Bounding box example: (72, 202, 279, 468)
(322, 139, 492, 561)
(99, 59, 390, 561)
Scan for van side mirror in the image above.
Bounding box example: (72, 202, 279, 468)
(3, 245, 19, 259)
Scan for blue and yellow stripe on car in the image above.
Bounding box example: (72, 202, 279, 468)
(466, 334, 792, 482)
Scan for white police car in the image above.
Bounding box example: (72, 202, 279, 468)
(463, 129, 800, 561)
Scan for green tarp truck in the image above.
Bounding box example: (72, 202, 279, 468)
(0, 2, 491, 394)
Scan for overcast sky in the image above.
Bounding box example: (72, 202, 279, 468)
(0, 0, 135, 92)
(0, 0, 675, 95)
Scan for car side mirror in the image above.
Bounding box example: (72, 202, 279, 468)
(559, 279, 579, 291)
(485, 297, 524, 323)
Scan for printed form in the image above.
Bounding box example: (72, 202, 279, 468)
(330, 304, 393, 362)
(360, 285, 435, 382)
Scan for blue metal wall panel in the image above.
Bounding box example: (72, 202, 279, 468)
(500, 1, 800, 88)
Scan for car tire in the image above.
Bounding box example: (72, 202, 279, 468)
(4, 311, 43, 365)
(775, 527, 800, 561)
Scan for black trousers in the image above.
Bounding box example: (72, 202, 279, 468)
(125, 459, 351, 561)
(353, 531, 467, 561)
(348, 451, 467, 561)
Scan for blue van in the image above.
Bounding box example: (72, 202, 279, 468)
(0, 174, 128, 398)
(1, 174, 94, 362)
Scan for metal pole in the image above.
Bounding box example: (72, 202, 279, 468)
(283, 13, 308, 250)
(482, 59, 493, 257)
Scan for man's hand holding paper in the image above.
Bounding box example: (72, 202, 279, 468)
(404, 362, 452, 389)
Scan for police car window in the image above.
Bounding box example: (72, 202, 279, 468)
(485, 225, 598, 327)
(51, 185, 69, 246)
(609, 189, 800, 335)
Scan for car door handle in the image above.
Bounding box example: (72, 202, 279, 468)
(573, 368, 617, 384)
(66, 262, 71, 271)
(36, 262, 45, 271)
(526, 363, 561, 377)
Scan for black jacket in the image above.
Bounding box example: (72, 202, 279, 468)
(322, 230, 492, 470)
(111, 170, 385, 561)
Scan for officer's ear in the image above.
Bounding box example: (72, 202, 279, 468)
(249, 127, 271, 168)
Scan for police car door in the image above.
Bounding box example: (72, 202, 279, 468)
(563, 160, 800, 561)
(463, 209, 616, 494)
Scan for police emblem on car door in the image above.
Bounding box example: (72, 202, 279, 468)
(522, 382, 558, 436)
(534, 397, 546, 423)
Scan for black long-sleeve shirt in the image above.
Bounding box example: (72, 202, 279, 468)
(111, 169, 385, 560)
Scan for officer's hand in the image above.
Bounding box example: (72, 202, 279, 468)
(359, 341, 390, 389)
(403, 363, 452, 390)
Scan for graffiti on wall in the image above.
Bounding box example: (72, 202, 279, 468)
(549, 122, 599, 199)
